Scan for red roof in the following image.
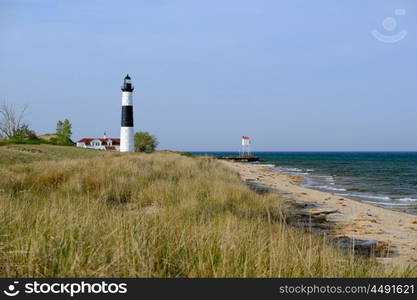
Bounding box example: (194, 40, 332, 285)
(77, 138, 120, 145)
(242, 136, 250, 140)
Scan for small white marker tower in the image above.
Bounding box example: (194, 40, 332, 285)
(120, 74, 135, 152)
(241, 136, 251, 156)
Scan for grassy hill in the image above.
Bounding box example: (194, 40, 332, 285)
(0, 144, 414, 277)
(0, 144, 113, 166)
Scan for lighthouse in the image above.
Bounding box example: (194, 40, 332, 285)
(120, 74, 135, 152)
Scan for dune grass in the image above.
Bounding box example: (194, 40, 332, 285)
(0, 144, 112, 166)
(0, 145, 415, 277)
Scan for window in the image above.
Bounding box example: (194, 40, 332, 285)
(91, 140, 101, 147)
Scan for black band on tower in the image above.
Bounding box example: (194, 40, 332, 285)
(121, 106, 134, 127)
(121, 83, 134, 92)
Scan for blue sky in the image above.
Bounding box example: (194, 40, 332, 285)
(1, 0, 416, 151)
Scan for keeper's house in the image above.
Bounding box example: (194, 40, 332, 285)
(76, 135, 120, 151)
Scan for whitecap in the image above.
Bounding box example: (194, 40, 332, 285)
(315, 185, 346, 192)
(363, 201, 413, 207)
(361, 194, 391, 201)
(255, 164, 275, 168)
(284, 167, 304, 172)
(337, 193, 390, 201)
(397, 198, 417, 202)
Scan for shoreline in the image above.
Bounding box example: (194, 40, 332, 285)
(222, 160, 417, 266)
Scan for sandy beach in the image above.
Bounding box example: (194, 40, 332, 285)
(223, 160, 417, 266)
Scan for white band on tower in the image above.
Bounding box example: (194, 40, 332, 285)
(122, 91, 133, 106)
(120, 127, 134, 152)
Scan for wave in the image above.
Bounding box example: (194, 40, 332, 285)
(337, 193, 417, 206)
(324, 177, 335, 185)
(274, 167, 312, 175)
(314, 185, 346, 192)
(255, 164, 275, 168)
(363, 200, 414, 207)
(282, 167, 304, 172)
(347, 188, 370, 193)
(397, 197, 417, 202)
(337, 193, 391, 201)
(361, 194, 391, 200)
(312, 175, 335, 183)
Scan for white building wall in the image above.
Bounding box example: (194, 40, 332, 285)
(76, 140, 120, 151)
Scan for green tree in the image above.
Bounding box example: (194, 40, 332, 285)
(134, 131, 158, 153)
(56, 119, 73, 145)
(12, 124, 37, 140)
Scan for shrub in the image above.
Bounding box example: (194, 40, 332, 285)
(134, 131, 158, 153)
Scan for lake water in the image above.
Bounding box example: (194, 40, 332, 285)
(192, 152, 417, 214)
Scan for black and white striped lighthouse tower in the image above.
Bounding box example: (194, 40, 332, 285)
(120, 74, 134, 152)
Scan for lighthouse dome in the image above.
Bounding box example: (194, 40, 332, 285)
(121, 74, 134, 92)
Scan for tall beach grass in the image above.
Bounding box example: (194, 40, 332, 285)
(0, 146, 414, 277)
